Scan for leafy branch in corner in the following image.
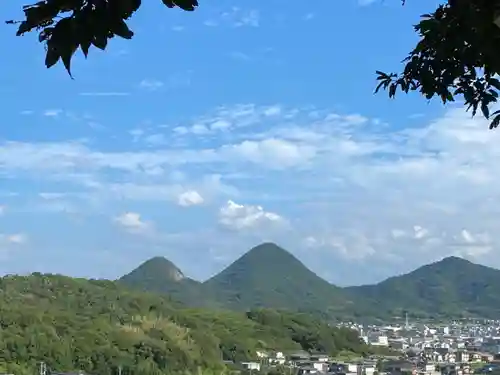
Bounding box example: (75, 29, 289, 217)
(7, 0, 198, 77)
(375, 0, 500, 129)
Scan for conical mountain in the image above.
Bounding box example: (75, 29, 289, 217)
(119, 256, 205, 306)
(203, 242, 354, 316)
(116, 248, 500, 319)
(346, 256, 500, 318)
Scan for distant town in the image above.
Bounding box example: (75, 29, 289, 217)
(241, 317, 500, 375)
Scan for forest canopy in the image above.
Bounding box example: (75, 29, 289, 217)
(0, 273, 369, 375)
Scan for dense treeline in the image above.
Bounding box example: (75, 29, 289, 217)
(0, 274, 368, 375)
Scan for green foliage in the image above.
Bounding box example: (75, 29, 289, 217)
(346, 256, 500, 319)
(0, 272, 367, 375)
(375, 0, 500, 129)
(246, 309, 369, 356)
(7, 0, 199, 76)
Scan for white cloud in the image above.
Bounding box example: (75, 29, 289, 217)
(218, 200, 286, 231)
(43, 109, 62, 117)
(233, 9, 259, 27)
(203, 7, 260, 28)
(178, 190, 204, 207)
(114, 212, 153, 235)
(39, 192, 66, 200)
(0, 205, 5, 215)
(139, 79, 164, 91)
(0, 233, 27, 244)
(225, 138, 317, 169)
(6, 102, 500, 284)
(450, 229, 493, 258)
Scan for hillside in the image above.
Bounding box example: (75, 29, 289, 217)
(346, 256, 500, 318)
(203, 243, 356, 318)
(119, 244, 500, 320)
(0, 273, 369, 375)
(119, 256, 208, 307)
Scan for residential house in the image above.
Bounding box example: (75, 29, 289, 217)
(358, 364, 376, 375)
(241, 362, 261, 371)
(456, 351, 470, 363)
(419, 363, 439, 375)
(256, 351, 269, 359)
(310, 354, 330, 363)
(481, 353, 494, 362)
(289, 351, 311, 361)
(311, 362, 328, 372)
(269, 351, 286, 365)
(297, 367, 318, 375)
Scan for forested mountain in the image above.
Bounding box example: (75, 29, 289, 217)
(119, 256, 208, 307)
(202, 243, 356, 318)
(119, 244, 500, 320)
(345, 256, 500, 318)
(0, 273, 369, 375)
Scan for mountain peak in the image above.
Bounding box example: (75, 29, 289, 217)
(212, 242, 301, 276)
(426, 255, 476, 271)
(203, 242, 347, 311)
(121, 256, 185, 283)
(439, 255, 467, 262)
(243, 242, 298, 262)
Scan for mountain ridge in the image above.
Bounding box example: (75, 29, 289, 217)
(119, 255, 207, 307)
(118, 243, 500, 320)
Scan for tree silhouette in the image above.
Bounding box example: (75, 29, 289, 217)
(376, 0, 500, 129)
(7, 0, 198, 77)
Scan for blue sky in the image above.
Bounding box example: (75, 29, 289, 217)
(0, 0, 497, 285)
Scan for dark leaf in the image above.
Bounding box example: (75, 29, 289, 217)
(490, 113, 500, 129)
(489, 78, 500, 91)
(81, 39, 91, 58)
(162, 0, 198, 11)
(481, 102, 490, 119)
(162, 0, 175, 8)
(16, 21, 31, 36)
(388, 84, 397, 98)
(111, 18, 134, 39)
(44, 47, 60, 68)
(92, 34, 108, 50)
(374, 80, 386, 94)
(49, 17, 78, 76)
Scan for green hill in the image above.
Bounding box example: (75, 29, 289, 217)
(203, 243, 356, 317)
(119, 256, 208, 307)
(118, 243, 361, 319)
(119, 244, 500, 320)
(345, 256, 500, 318)
(0, 273, 369, 375)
